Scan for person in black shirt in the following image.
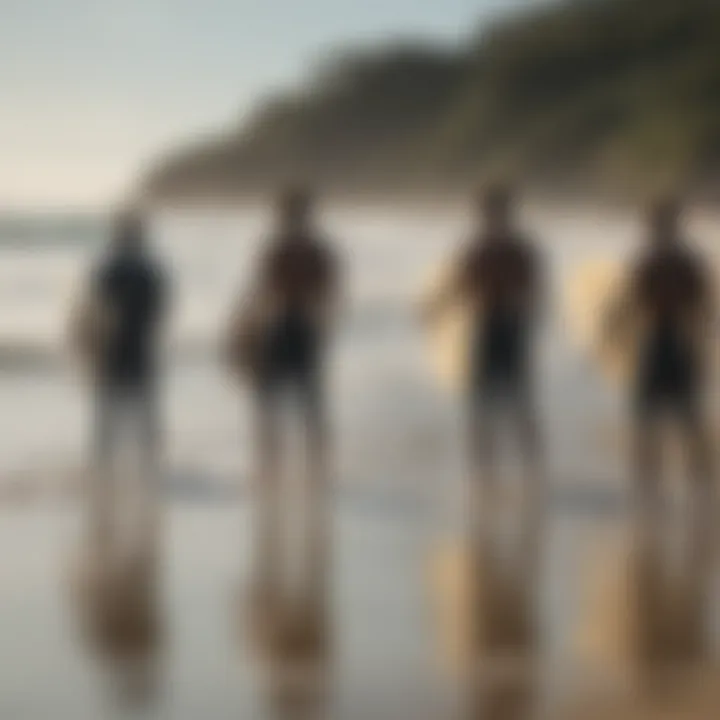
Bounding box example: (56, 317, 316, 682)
(72, 208, 168, 551)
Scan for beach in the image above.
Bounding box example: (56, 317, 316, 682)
(2, 204, 720, 717)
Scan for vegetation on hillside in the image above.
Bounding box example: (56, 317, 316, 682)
(145, 0, 720, 201)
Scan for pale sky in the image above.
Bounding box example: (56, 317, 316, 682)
(0, 0, 535, 208)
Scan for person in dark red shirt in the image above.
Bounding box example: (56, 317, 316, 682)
(607, 196, 716, 541)
(231, 188, 341, 637)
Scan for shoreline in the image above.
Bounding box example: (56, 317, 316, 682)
(142, 190, 720, 222)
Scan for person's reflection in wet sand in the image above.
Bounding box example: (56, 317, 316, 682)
(71, 543, 163, 711)
(629, 516, 713, 693)
(239, 564, 331, 720)
(571, 513, 717, 719)
(234, 490, 333, 719)
(262, 648, 331, 720)
(464, 523, 539, 720)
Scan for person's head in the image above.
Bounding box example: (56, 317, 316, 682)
(112, 208, 146, 254)
(476, 183, 514, 237)
(647, 194, 683, 248)
(276, 186, 314, 235)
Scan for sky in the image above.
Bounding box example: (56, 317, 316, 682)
(0, 0, 536, 208)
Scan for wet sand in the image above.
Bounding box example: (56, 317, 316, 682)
(2, 207, 720, 717)
(0, 503, 445, 719)
(5, 490, 717, 719)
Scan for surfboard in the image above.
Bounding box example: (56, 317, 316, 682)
(563, 257, 638, 385)
(564, 254, 720, 387)
(565, 255, 720, 460)
(417, 255, 475, 395)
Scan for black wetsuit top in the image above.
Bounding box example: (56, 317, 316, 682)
(93, 250, 167, 388)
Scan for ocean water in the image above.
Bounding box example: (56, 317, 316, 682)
(0, 203, 649, 500)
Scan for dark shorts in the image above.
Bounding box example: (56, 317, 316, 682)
(634, 329, 700, 420)
(471, 314, 530, 402)
(256, 313, 323, 413)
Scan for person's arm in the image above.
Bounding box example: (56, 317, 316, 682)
(222, 246, 273, 375)
(223, 290, 250, 374)
(526, 244, 546, 326)
(147, 264, 171, 365)
(316, 244, 343, 333)
(690, 254, 717, 347)
(153, 263, 170, 327)
(67, 264, 111, 363)
(699, 257, 717, 326)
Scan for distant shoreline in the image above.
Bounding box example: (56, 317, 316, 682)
(144, 187, 720, 219)
(143, 0, 720, 219)
(2, 188, 720, 220)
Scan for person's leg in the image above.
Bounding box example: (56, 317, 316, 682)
(253, 384, 283, 597)
(135, 382, 162, 560)
(300, 368, 331, 617)
(468, 389, 499, 551)
(631, 406, 663, 533)
(513, 384, 544, 581)
(91, 384, 118, 548)
(677, 399, 716, 578)
(515, 383, 543, 477)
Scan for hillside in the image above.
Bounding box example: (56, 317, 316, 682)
(144, 0, 720, 202)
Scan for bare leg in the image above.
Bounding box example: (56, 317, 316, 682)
(632, 417, 663, 534)
(679, 408, 715, 586)
(254, 395, 283, 597)
(467, 400, 498, 668)
(91, 387, 116, 550)
(469, 401, 497, 545)
(138, 385, 161, 563)
(516, 394, 544, 583)
(304, 383, 331, 625)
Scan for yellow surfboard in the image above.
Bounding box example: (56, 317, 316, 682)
(564, 254, 720, 387)
(563, 257, 638, 385)
(417, 255, 476, 395)
(565, 255, 720, 456)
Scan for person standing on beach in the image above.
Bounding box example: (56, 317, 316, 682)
(227, 188, 341, 638)
(70, 209, 169, 555)
(424, 185, 545, 550)
(605, 197, 716, 549)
